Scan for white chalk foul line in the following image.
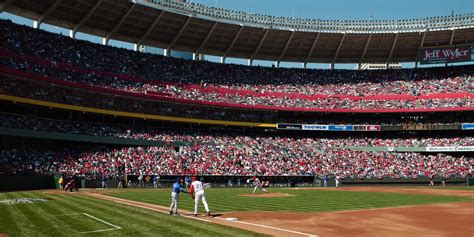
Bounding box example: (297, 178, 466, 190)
(86, 193, 316, 236)
(77, 213, 122, 234)
(216, 217, 319, 237)
(81, 213, 122, 229)
(51, 212, 121, 234)
(97, 195, 211, 223)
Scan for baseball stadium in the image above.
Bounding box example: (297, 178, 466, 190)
(0, 0, 473, 236)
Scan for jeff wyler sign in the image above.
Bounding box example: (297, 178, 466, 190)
(419, 45, 472, 64)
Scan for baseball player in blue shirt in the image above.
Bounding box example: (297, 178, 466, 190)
(169, 178, 188, 216)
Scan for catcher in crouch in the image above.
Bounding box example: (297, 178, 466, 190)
(248, 176, 268, 194)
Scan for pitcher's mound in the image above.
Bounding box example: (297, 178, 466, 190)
(239, 193, 294, 198)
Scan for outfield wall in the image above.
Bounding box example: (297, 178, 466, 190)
(122, 175, 469, 189)
(0, 175, 469, 191)
(0, 175, 55, 191)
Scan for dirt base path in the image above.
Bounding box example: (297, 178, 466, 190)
(73, 188, 473, 237)
(222, 201, 473, 237)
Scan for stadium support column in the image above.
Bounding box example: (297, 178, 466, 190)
(71, 0, 103, 39)
(358, 34, 372, 70)
(35, 0, 61, 29)
(137, 11, 164, 49)
(195, 21, 218, 58)
(192, 53, 202, 61)
(249, 28, 270, 65)
(449, 29, 456, 45)
(276, 30, 295, 68)
(386, 33, 399, 68)
(223, 25, 244, 61)
(104, 2, 136, 46)
(220, 57, 225, 64)
(414, 30, 427, 68)
(133, 44, 141, 52)
(166, 16, 193, 56)
(303, 32, 321, 69)
(447, 29, 456, 66)
(330, 33, 346, 70)
(445, 29, 456, 67)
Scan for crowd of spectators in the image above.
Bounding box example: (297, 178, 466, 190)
(1, 19, 473, 111)
(1, 112, 473, 148)
(1, 69, 472, 114)
(1, 20, 472, 182)
(1, 144, 472, 179)
(0, 74, 277, 122)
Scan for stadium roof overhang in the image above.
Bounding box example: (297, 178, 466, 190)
(2, 0, 474, 64)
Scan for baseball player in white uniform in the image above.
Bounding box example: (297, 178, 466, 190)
(335, 175, 340, 188)
(249, 176, 268, 194)
(189, 177, 212, 217)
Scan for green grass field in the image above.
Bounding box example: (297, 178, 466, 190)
(1, 188, 471, 237)
(0, 191, 265, 237)
(108, 187, 472, 213)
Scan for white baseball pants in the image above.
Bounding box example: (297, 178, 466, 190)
(194, 190, 209, 214)
(170, 192, 179, 213)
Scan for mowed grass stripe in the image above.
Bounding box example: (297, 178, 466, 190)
(66, 195, 190, 236)
(108, 188, 472, 213)
(0, 193, 21, 235)
(32, 192, 103, 234)
(124, 193, 277, 212)
(67, 194, 264, 237)
(8, 192, 64, 237)
(20, 192, 91, 234)
(2, 192, 56, 237)
(0, 191, 266, 237)
(117, 191, 289, 211)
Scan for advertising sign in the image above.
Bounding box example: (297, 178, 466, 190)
(462, 123, 474, 130)
(277, 124, 302, 130)
(328, 125, 353, 131)
(301, 124, 329, 131)
(425, 146, 474, 152)
(419, 46, 472, 64)
(366, 125, 381, 131)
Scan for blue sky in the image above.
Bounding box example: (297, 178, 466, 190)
(190, 0, 473, 20)
(1, 0, 473, 69)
